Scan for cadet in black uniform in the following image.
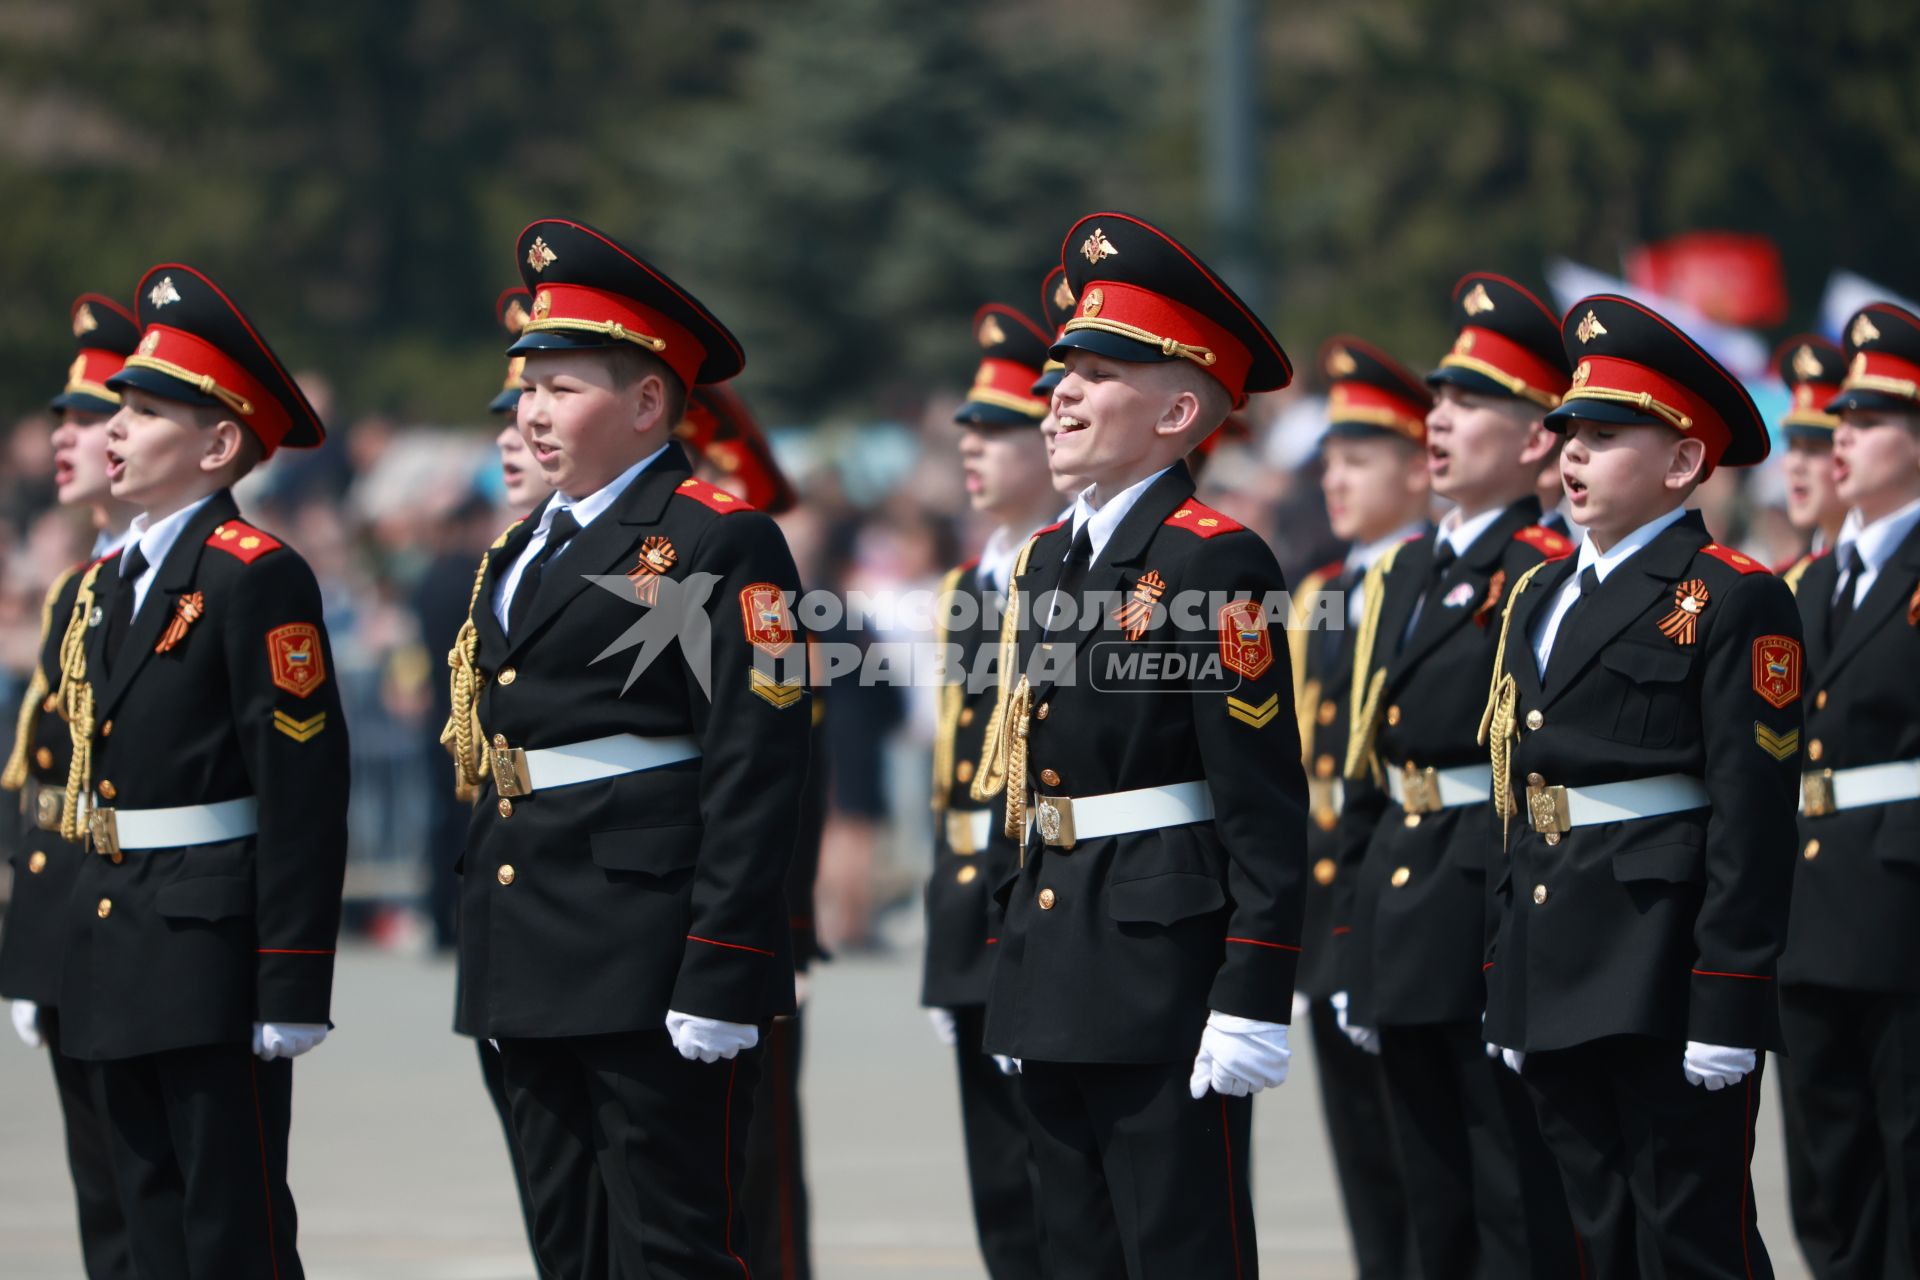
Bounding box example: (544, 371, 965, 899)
(55, 263, 350, 1278)
(1336, 280, 1578, 1278)
(446, 218, 810, 1279)
(1773, 335, 1849, 589)
(1288, 338, 1430, 1280)
(978, 212, 1308, 1279)
(1481, 294, 1802, 1277)
(924, 301, 1059, 1280)
(2, 292, 141, 1280)
(1777, 302, 1920, 1280)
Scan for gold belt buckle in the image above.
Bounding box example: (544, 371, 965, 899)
(1526, 780, 1570, 836)
(32, 782, 64, 833)
(1801, 769, 1835, 818)
(1400, 764, 1443, 815)
(1033, 794, 1077, 850)
(944, 810, 980, 856)
(490, 734, 533, 798)
(1307, 778, 1340, 832)
(88, 806, 120, 858)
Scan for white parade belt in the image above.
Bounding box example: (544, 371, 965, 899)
(1524, 773, 1709, 839)
(90, 796, 259, 856)
(1387, 763, 1490, 814)
(1801, 758, 1920, 817)
(1029, 780, 1214, 850)
(945, 807, 995, 856)
(490, 732, 701, 799)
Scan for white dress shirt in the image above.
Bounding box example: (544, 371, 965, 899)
(1069, 465, 1179, 563)
(1433, 504, 1507, 561)
(492, 445, 669, 631)
(1834, 495, 1920, 608)
(92, 525, 132, 561)
(120, 494, 217, 617)
(978, 509, 1067, 594)
(1531, 506, 1690, 676)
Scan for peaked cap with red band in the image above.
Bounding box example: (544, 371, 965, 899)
(1828, 302, 1920, 416)
(509, 218, 743, 391)
(1546, 294, 1767, 470)
(1031, 266, 1079, 397)
(1320, 335, 1432, 445)
(54, 293, 140, 415)
(106, 265, 324, 455)
(958, 303, 1051, 427)
(490, 287, 534, 415)
(1772, 333, 1843, 438)
(1051, 212, 1292, 408)
(1427, 272, 1571, 409)
(676, 384, 796, 514)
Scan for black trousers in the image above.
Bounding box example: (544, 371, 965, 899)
(1021, 1057, 1248, 1280)
(948, 1004, 1047, 1280)
(94, 1044, 301, 1280)
(40, 1007, 135, 1280)
(740, 1013, 813, 1280)
(1306, 999, 1413, 1279)
(498, 1029, 762, 1280)
(1773, 1048, 1843, 1279)
(1778, 984, 1920, 1279)
(477, 1037, 579, 1280)
(1524, 1035, 1771, 1280)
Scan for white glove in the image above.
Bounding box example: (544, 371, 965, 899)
(794, 971, 811, 1009)
(1501, 1047, 1526, 1074)
(1683, 1041, 1756, 1091)
(254, 1022, 329, 1061)
(993, 1055, 1021, 1075)
(1188, 1012, 1291, 1100)
(927, 1008, 957, 1047)
(10, 1000, 44, 1050)
(1332, 991, 1379, 1056)
(666, 1010, 760, 1063)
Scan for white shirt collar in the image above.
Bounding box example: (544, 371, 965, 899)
(1070, 465, 1177, 562)
(1847, 495, 1920, 572)
(123, 493, 217, 577)
(1345, 521, 1426, 575)
(92, 525, 133, 560)
(978, 518, 1046, 593)
(540, 444, 669, 536)
(1575, 505, 1690, 584)
(1434, 504, 1508, 559)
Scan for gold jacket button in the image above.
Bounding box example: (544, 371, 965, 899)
(1390, 866, 1411, 887)
(1386, 705, 1402, 727)
(956, 760, 975, 784)
(1544, 832, 1562, 846)
(34, 747, 52, 769)
(1315, 754, 1336, 779)
(1038, 887, 1057, 910)
(1040, 768, 1061, 787)
(1036, 702, 1050, 721)
(1808, 739, 1824, 762)
(96, 898, 112, 919)
(1803, 839, 1820, 861)
(959, 707, 975, 727)
(1317, 700, 1337, 726)
(28, 851, 47, 874)
(1533, 884, 1549, 905)
(493, 733, 508, 748)
(497, 864, 516, 885)
(1525, 709, 1544, 731)
(1313, 857, 1337, 886)
(1403, 812, 1422, 829)
(1527, 772, 1545, 787)
(498, 666, 517, 686)
(101, 720, 113, 738)
(97, 779, 116, 800)
(1814, 690, 1828, 710)
(957, 865, 978, 885)
(497, 798, 514, 818)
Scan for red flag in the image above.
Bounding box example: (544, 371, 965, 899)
(1625, 232, 1788, 328)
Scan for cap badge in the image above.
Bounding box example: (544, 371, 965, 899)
(978, 314, 1006, 348)
(1326, 346, 1357, 377)
(138, 331, 161, 357)
(1081, 288, 1103, 319)
(1851, 313, 1882, 347)
(527, 236, 558, 273)
(1463, 283, 1495, 316)
(1080, 228, 1119, 264)
(72, 303, 98, 336)
(1792, 344, 1822, 381)
(1053, 276, 1076, 312)
(532, 289, 552, 321)
(1571, 360, 1591, 388)
(1575, 310, 1608, 344)
(1452, 331, 1475, 355)
(148, 276, 182, 309)
(1656, 578, 1710, 647)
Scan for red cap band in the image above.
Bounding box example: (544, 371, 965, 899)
(125, 325, 291, 454)
(526, 283, 708, 390)
(1842, 350, 1920, 402)
(968, 356, 1048, 417)
(1328, 381, 1427, 442)
(66, 348, 128, 404)
(1566, 355, 1729, 464)
(1440, 326, 1570, 406)
(1063, 280, 1254, 403)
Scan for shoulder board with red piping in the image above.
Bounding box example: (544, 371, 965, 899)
(1031, 519, 1068, 539)
(1512, 525, 1574, 560)
(206, 520, 284, 564)
(958, 555, 981, 573)
(1700, 542, 1768, 575)
(1163, 501, 1245, 539)
(87, 548, 121, 572)
(674, 477, 756, 513)
(1312, 559, 1345, 580)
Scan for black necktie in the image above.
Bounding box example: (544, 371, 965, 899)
(102, 545, 149, 676)
(509, 509, 581, 634)
(1830, 546, 1865, 640)
(1544, 565, 1601, 683)
(1399, 541, 1459, 650)
(1044, 524, 1095, 640)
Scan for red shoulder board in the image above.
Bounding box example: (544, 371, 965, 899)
(1513, 525, 1574, 560)
(958, 555, 981, 572)
(1031, 519, 1067, 539)
(206, 520, 284, 564)
(1163, 501, 1245, 539)
(675, 477, 756, 514)
(1701, 543, 1768, 575)
(1312, 559, 1345, 580)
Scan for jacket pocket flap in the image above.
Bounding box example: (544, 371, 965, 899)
(1600, 645, 1691, 683)
(156, 875, 254, 920)
(1109, 872, 1227, 925)
(590, 824, 702, 875)
(1611, 841, 1704, 884)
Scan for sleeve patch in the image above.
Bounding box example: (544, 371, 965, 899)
(740, 583, 795, 656)
(272, 710, 327, 742)
(207, 521, 284, 563)
(1754, 722, 1799, 761)
(1164, 501, 1245, 539)
(749, 667, 804, 709)
(676, 477, 757, 513)
(1752, 635, 1802, 709)
(1218, 598, 1274, 680)
(1225, 693, 1280, 728)
(1701, 543, 1768, 574)
(266, 623, 327, 698)
(1513, 525, 1574, 560)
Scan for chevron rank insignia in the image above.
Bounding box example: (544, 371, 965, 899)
(750, 667, 804, 709)
(273, 710, 327, 743)
(1754, 722, 1799, 761)
(1225, 693, 1280, 729)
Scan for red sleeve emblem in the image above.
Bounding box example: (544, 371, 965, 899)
(1218, 599, 1274, 680)
(266, 623, 326, 698)
(740, 583, 795, 657)
(1752, 635, 1802, 709)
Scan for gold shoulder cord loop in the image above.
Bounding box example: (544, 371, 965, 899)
(440, 543, 500, 804)
(929, 565, 966, 816)
(1781, 556, 1812, 598)
(1287, 569, 1329, 762)
(1342, 544, 1403, 783)
(971, 536, 1042, 843)
(55, 564, 104, 842)
(2, 569, 75, 792)
(1476, 560, 1553, 844)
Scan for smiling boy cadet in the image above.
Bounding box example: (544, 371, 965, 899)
(1775, 302, 1920, 1280)
(924, 300, 1059, 1280)
(1773, 335, 1849, 589)
(1335, 278, 1578, 1279)
(48, 264, 349, 1279)
(444, 218, 809, 1279)
(2, 292, 141, 1280)
(1480, 294, 1803, 1277)
(975, 212, 1307, 1279)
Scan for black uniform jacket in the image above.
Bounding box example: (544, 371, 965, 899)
(58, 490, 351, 1061)
(982, 463, 1310, 1064)
(1341, 499, 1566, 1028)
(454, 446, 809, 1038)
(1288, 559, 1357, 1001)
(922, 559, 1022, 1009)
(1783, 525, 1920, 993)
(1482, 511, 1802, 1054)
(1, 566, 88, 1006)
